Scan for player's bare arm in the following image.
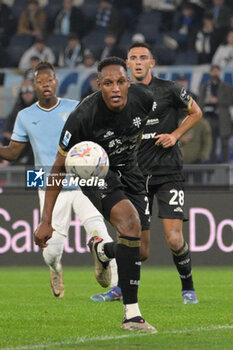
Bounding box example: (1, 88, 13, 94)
(155, 99, 202, 148)
(0, 140, 26, 161)
(34, 151, 66, 248)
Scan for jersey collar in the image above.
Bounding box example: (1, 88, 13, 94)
(36, 98, 61, 111)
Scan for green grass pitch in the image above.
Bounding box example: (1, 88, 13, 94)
(0, 266, 232, 350)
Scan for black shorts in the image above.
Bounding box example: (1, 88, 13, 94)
(82, 167, 151, 230)
(147, 179, 188, 221)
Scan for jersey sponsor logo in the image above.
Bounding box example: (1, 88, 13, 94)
(174, 206, 183, 213)
(146, 118, 159, 125)
(132, 117, 142, 128)
(26, 168, 45, 188)
(103, 130, 114, 138)
(142, 132, 157, 139)
(152, 101, 157, 111)
(108, 138, 122, 148)
(110, 144, 134, 156)
(62, 130, 72, 147)
(32, 120, 40, 125)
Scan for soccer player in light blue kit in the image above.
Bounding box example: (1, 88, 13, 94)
(0, 62, 118, 297)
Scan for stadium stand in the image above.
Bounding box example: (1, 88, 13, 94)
(1, 0, 233, 164)
(6, 34, 35, 67)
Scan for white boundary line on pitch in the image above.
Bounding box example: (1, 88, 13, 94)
(2, 325, 233, 350)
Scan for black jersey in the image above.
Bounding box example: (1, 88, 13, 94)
(138, 76, 193, 184)
(59, 83, 154, 171)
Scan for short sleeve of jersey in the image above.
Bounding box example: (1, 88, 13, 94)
(171, 82, 193, 111)
(58, 103, 91, 156)
(11, 110, 29, 143)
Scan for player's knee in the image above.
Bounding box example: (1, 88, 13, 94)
(116, 212, 141, 238)
(166, 228, 183, 250)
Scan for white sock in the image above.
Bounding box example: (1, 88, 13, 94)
(83, 216, 112, 242)
(109, 259, 118, 287)
(43, 231, 66, 273)
(124, 303, 142, 320)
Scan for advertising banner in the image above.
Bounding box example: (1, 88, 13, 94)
(3, 65, 233, 117)
(0, 189, 232, 266)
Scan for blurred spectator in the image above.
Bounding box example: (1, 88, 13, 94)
(24, 56, 40, 81)
(53, 0, 87, 39)
(18, 37, 55, 71)
(95, 0, 122, 37)
(195, 12, 220, 64)
(179, 118, 212, 164)
(210, 0, 231, 29)
(58, 33, 84, 67)
(143, 0, 177, 32)
(198, 65, 233, 163)
(81, 72, 99, 99)
(172, 2, 200, 50)
(114, 0, 142, 30)
(0, 43, 8, 67)
(78, 49, 97, 69)
(96, 32, 125, 60)
(212, 29, 233, 67)
(0, 0, 15, 47)
(17, 0, 47, 38)
(132, 33, 146, 44)
(2, 82, 36, 165)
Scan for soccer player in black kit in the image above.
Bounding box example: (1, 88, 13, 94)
(128, 43, 202, 304)
(92, 43, 202, 304)
(34, 57, 157, 333)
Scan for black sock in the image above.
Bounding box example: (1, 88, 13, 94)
(116, 235, 141, 304)
(104, 242, 121, 288)
(104, 242, 117, 259)
(172, 242, 194, 291)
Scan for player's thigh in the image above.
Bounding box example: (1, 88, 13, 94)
(38, 189, 73, 236)
(154, 181, 187, 221)
(126, 191, 151, 232)
(72, 188, 103, 223)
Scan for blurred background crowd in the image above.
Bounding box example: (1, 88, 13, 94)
(0, 0, 233, 167)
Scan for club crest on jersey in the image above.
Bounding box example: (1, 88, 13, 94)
(133, 117, 142, 128)
(62, 130, 72, 147)
(59, 112, 69, 121)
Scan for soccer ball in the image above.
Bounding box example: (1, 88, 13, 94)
(65, 141, 109, 179)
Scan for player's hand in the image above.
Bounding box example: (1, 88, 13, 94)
(34, 222, 54, 248)
(154, 134, 177, 148)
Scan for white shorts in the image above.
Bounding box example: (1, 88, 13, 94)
(38, 189, 103, 237)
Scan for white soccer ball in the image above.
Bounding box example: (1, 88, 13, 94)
(65, 141, 109, 179)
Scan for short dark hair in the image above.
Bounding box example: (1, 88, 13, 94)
(34, 61, 55, 75)
(97, 56, 127, 73)
(210, 64, 220, 71)
(128, 42, 154, 56)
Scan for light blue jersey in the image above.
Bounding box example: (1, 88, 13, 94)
(12, 98, 78, 169)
